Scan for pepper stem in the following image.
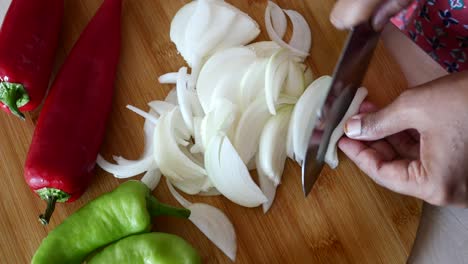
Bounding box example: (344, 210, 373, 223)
(147, 196, 190, 219)
(0, 81, 30, 120)
(39, 197, 58, 225)
(35, 188, 71, 225)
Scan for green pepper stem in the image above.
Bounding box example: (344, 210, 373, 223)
(147, 196, 190, 219)
(0, 81, 30, 120)
(39, 196, 57, 225)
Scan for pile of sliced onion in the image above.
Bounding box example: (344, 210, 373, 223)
(97, 1, 368, 261)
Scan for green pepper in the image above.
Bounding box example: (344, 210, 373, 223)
(87, 232, 202, 264)
(32, 181, 190, 264)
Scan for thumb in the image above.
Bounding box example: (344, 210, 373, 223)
(344, 92, 423, 141)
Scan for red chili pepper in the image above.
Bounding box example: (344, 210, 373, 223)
(24, 0, 122, 225)
(0, 0, 63, 120)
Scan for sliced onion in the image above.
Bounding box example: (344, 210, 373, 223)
(154, 108, 207, 184)
(246, 157, 256, 171)
(284, 61, 305, 98)
(183, 0, 213, 66)
(234, 97, 271, 164)
(96, 155, 156, 179)
(258, 106, 293, 185)
(170, 176, 208, 195)
(265, 49, 290, 115)
(171, 0, 260, 79)
(239, 58, 267, 109)
(176, 67, 195, 133)
(290, 76, 332, 164)
(189, 4, 237, 67)
(201, 98, 239, 149)
(270, 1, 287, 39)
(141, 169, 162, 191)
(126, 105, 159, 125)
(148, 100, 176, 116)
(211, 1, 260, 52)
(191, 116, 205, 154)
(158, 72, 178, 84)
(166, 179, 237, 261)
(141, 109, 159, 157)
(166, 178, 192, 207)
(170, 2, 196, 59)
(247, 41, 281, 58)
(197, 47, 256, 112)
(199, 188, 221, 196)
(188, 203, 237, 261)
(304, 66, 314, 86)
(265, 1, 308, 59)
(205, 134, 267, 207)
(325, 87, 368, 169)
(284, 9, 312, 54)
(286, 120, 295, 160)
(256, 154, 277, 214)
(165, 88, 178, 105)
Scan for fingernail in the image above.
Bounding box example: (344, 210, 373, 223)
(344, 116, 362, 138)
(330, 15, 345, 30)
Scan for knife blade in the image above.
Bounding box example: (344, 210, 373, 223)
(302, 22, 381, 196)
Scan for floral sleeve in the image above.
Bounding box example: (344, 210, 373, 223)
(391, 0, 468, 72)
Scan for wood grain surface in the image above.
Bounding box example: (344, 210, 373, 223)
(0, 0, 422, 263)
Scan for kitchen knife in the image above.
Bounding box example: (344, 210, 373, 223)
(302, 22, 381, 196)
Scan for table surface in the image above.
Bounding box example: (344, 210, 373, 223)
(0, 0, 425, 263)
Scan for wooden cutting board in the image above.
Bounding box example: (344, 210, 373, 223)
(0, 0, 422, 263)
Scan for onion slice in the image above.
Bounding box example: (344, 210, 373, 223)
(257, 154, 277, 214)
(166, 179, 237, 261)
(148, 100, 176, 116)
(96, 155, 156, 179)
(265, 49, 290, 115)
(234, 97, 271, 164)
(201, 98, 239, 149)
(304, 66, 314, 87)
(165, 88, 178, 105)
(258, 106, 293, 185)
(284, 61, 305, 98)
(154, 108, 207, 185)
(170, 2, 196, 60)
(265, 1, 308, 59)
(239, 59, 267, 109)
(290, 76, 332, 164)
(205, 134, 267, 207)
(247, 41, 281, 58)
(126, 105, 159, 125)
(176, 67, 195, 133)
(197, 47, 256, 112)
(141, 169, 162, 191)
(325, 87, 368, 168)
(284, 9, 312, 54)
(270, 1, 287, 39)
(158, 72, 178, 84)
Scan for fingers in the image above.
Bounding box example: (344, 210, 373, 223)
(343, 92, 424, 141)
(372, 0, 413, 30)
(407, 129, 420, 142)
(331, 0, 412, 31)
(359, 100, 378, 113)
(331, 0, 383, 30)
(386, 131, 420, 160)
(366, 140, 397, 161)
(338, 137, 428, 198)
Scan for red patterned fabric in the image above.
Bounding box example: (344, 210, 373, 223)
(391, 0, 468, 72)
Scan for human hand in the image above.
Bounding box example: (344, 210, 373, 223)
(330, 0, 413, 31)
(338, 72, 468, 207)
